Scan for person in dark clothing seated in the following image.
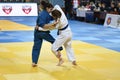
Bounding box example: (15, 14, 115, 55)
(100, 3, 107, 12)
(108, 2, 118, 13)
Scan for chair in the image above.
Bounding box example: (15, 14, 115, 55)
(99, 12, 107, 20)
(85, 11, 94, 22)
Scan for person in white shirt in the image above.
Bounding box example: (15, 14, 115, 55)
(72, 0, 80, 10)
(51, 5, 77, 66)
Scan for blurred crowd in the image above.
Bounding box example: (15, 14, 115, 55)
(64, 0, 120, 19)
(80, 1, 120, 14)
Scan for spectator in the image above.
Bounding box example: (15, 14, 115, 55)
(85, 2, 91, 9)
(100, 3, 107, 12)
(89, 1, 96, 11)
(72, 0, 80, 19)
(64, 0, 73, 19)
(117, 2, 120, 14)
(95, 2, 102, 11)
(108, 2, 118, 13)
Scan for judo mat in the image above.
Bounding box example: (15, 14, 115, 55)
(0, 17, 120, 80)
(0, 41, 120, 80)
(0, 20, 33, 31)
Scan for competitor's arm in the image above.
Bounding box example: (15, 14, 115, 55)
(43, 21, 59, 29)
(37, 12, 56, 31)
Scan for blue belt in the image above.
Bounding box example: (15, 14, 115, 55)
(57, 24, 68, 35)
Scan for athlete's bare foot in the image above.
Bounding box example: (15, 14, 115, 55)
(72, 61, 77, 65)
(32, 63, 37, 67)
(57, 58, 64, 66)
(56, 51, 61, 58)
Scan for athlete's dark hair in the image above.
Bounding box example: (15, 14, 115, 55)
(41, 1, 53, 10)
(51, 9, 62, 19)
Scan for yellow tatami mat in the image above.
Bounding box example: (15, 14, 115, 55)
(0, 41, 120, 80)
(0, 20, 33, 31)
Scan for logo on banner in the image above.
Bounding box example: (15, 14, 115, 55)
(22, 5, 32, 14)
(2, 5, 12, 14)
(107, 17, 111, 25)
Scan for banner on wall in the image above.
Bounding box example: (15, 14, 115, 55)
(104, 14, 120, 29)
(0, 3, 38, 16)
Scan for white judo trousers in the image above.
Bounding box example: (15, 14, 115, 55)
(52, 26, 76, 62)
(51, 5, 76, 62)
